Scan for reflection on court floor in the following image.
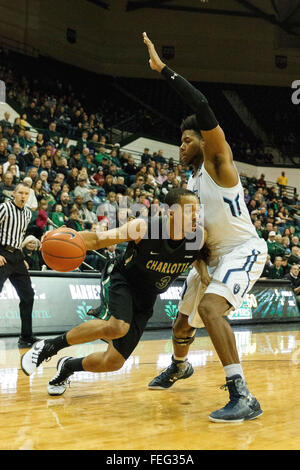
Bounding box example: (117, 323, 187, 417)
(1, 327, 300, 450)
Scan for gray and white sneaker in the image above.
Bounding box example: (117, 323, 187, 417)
(48, 357, 73, 396)
(148, 356, 194, 389)
(209, 375, 263, 423)
(21, 340, 54, 376)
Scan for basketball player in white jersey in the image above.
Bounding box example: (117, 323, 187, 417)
(143, 32, 267, 422)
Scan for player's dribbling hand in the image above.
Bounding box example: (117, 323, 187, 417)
(0, 255, 6, 267)
(142, 32, 166, 73)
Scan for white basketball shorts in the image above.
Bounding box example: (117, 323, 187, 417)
(178, 237, 267, 328)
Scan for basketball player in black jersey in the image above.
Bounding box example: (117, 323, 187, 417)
(21, 188, 209, 396)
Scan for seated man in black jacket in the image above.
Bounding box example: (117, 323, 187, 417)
(284, 264, 300, 309)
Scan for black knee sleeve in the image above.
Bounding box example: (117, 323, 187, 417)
(172, 332, 196, 347)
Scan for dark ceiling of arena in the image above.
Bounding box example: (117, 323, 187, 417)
(88, 0, 300, 35)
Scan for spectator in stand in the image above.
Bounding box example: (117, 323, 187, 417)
(74, 177, 93, 203)
(156, 168, 167, 186)
(43, 122, 59, 146)
(55, 157, 69, 179)
(123, 155, 138, 183)
(66, 167, 79, 191)
(50, 203, 67, 228)
(0, 112, 11, 130)
(161, 170, 177, 196)
(77, 130, 89, 153)
(97, 191, 118, 228)
(267, 230, 285, 262)
(91, 166, 105, 187)
(125, 187, 135, 206)
(289, 246, 300, 266)
(48, 181, 61, 207)
(26, 167, 39, 186)
(110, 148, 122, 168)
(23, 145, 39, 170)
(73, 196, 85, 222)
(88, 133, 100, 154)
(282, 236, 290, 250)
(21, 236, 43, 271)
(95, 146, 111, 165)
(0, 141, 9, 164)
(35, 133, 45, 150)
(59, 191, 72, 218)
(130, 174, 145, 192)
(260, 255, 272, 279)
(281, 256, 291, 277)
(69, 149, 83, 171)
(268, 256, 284, 279)
(44, 160, 56, 185)
(11, 142, 25, 175)
(39, 170, 51, 193)
(153, 149, 166, 165)
(254, 219, 262, 237)
(261, 222, 274, 241)
(66, 207, 84, 231)
(281, 190, 294, 206)
(257, 174, 266, 188)
(3, 154, 20, 178)
(277, 171, 287, 187)
(291, 236, 300, 249)
(35, 199, 49, 238)
(141, 148, 152, 165)
(102, 174, 116, 195)
(114, 176, 127, 195)
(0, 171, 16, 200)
(82, 200, 98, 227)
(84, 154, 97, 177)
(284, 265, 300, 308)
(32, 179, 47, 203)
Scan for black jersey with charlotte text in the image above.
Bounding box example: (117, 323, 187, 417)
(116, 216, 204, 295)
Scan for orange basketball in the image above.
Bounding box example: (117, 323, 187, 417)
(41, 227, 87, 272)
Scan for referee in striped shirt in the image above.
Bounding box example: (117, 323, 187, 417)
(0, 182, 40, 348)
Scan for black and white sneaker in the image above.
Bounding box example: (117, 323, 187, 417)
(209, 375, 263, 423)
(21, 340, 56, 376)
(48, 357, 74, 396)
(148, 356, 194, 389)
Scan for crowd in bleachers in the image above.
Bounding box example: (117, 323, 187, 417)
(0, 47, 299, 292)
(0, 105, 299, 287)
(241, 172, 300, 290)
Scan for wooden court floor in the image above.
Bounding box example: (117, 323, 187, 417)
(1, 328, 300, 450)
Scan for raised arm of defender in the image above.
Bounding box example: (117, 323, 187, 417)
(143, 32, 238, 187)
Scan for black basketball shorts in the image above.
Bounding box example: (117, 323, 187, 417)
(108, 270, 157, 360)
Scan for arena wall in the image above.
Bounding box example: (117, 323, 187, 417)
(1, 0, 300, 86)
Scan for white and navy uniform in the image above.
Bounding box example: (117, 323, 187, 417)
(179, 164, 267, 328)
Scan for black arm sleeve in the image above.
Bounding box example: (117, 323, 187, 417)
(161, 66, 219, 131)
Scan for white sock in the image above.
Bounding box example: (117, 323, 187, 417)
(173, 354, 188, 362)
(224, 363, 244, 380)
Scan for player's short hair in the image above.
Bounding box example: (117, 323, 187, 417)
(165, 188, 197, 207)
(180, 114, 202, 138)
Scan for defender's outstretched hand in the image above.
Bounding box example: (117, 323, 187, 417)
(143, 32, 166, 73)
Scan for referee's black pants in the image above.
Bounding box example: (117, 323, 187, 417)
(0, 247, 35, 338)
